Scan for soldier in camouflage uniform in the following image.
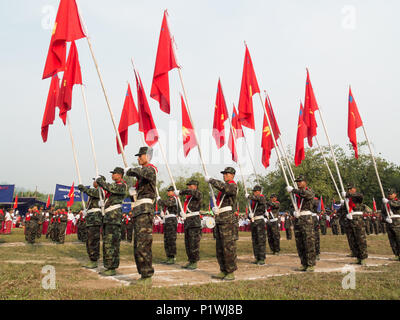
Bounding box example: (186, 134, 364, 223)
(247, 185, 267, 265)
(125, 147, 157, 284)
(266, 193, 281, 255)
(284, 212, 293, 240)
(330, 210, 339, 235)
(57, 209, 68, 244)
(286, 175, 316, 272)
(382, 189, 400, 261)
(371, 212, 379, 235)
(51, 210, 60, 242)
(312, 197, 321, 260)
(319, 211, 327, 235)
(36, 207, 45, 238)
(96, 167, 128, 276)
(176, 180, 203, 270)
(363, 212, 370, 235)
(158, 186, 179, 265)
(78, 211, 88, 242)
(25, 207, 39, 244)
(78, 181, 105, 269)
(339, 184, 369, 265)
(121, 213, 127, 241)
(46, 208, 54, 239)
(207, 167, 238, 281)
(126, 211, 134, 243)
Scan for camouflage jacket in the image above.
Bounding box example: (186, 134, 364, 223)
(79, 186, 104, 226)
(284, 216, 292, 227)
(293, 187, 315, 212)
(96, 178, 128, 225)
(158, 196, 179, 216)
(59, 212, 68, 223)
(266, 200, 280, 219)
(382, 198, 400, 218)
(209, 179, 238, 225)
(126, 165, 157, 216)
(180, 189, 202, 229)
(248, 195, 266, 217)
(346, 192, 366, 212)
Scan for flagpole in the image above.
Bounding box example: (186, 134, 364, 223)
(177, 68, 217, 206)
(240, 128, 262, 185)
(80, 84, 104, 215)
(66, 115, 87, 211)
(258, 94, 299, 214)
(361, 125, 385, 199)
(316, 107, 350, 213)
(314, 136, 342, 200)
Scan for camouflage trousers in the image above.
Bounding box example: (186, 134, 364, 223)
(340, 221, 346, 235)
(320, 222, 327, 235)
(285, 225, 292, 240)
(215, 222, 237, 274)
(121, 223, 127, 241)
(102, 224, 121, 270)
(36, 223, 43, 238)
(380, 222, 386, 234)
(184, 227, 202, 263)
(373, 221, 380, 235)
(133, 213, 154, 278)
(164, 217, 177, 258)
(126, 225, 133, 243)
(251, 219, 266, 261)
(387, 219, 400, 257)
(368, 221, 374, 234)
(50, 224, 58, 241)
(57, 223, 67, 243)
(25, 222, 38, 244)
(312, 216, 320, 256)
(86, 225, 101, 262)
(266, 220, 280, 254)
(78, 226, 88, 242)
(363, 220, 370, 235)
(345, 216, 368, 260)
(294, 215, 316, 268)
(331, 221, 339, 235)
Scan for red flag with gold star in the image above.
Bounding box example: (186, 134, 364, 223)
(238, 45, 260, 129)
(261, 112, 274, 168)
(212, 79, 229, 149)
(303, 69, 319, 147)
(348, 87, 363, 159)
(67, 183, 75, 208)
(295, 102, 307, 167)
(41, 74, 60, 142)
(181, 94, 198, 157)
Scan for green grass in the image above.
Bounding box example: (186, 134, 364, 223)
(0, 228, 399, 300)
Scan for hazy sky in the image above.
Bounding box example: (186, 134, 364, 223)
(0, 0, 399, 194)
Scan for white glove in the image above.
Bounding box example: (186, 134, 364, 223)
(340, 200, 345, 205)
(205, 176, 211, 183)
(124, 167, 131, 174)
(286, 186, 294, 193)
(245, 193, 250, 199)
(212, 207, 218, 214)
(156, 196, 161, 201)
(341, 192, 347, 198)
(382, 198, 389, 205)
(174, 190, 180, 196)
(346, 214, 353, 220)
(294, 211, 300, 219)
(386, 217, 393, 224)
(82, 210, 87, 217)
(249, 213, 254, 219)
(98, 200, 105, 208)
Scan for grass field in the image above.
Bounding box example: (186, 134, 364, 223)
(0, 228, 399, 300)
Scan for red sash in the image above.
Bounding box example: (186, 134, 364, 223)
(184, 196, 191, 213)
(348, 197, 356, 213)
(216, 180, 236, 206)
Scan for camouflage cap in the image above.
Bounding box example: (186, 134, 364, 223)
(221, 167, 236, 175)
(252, 185, 262, 192)
(135, 146, 153, 157)
(110, 167, 124, 175)
(167, 186, 175, 192)
(295, 175, 306, 182)
(270, 193, 278, 198)
(186, 180, 199, 186)
(347, 183, 356, 190)
(387, 188, 397, 195)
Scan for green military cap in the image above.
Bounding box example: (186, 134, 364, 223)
(270, 193, 278, 198)
(167, 186, 175, 192)
(252, 185, 262, 192)
(295, 175, 306, 182)
(387, 188, 397, 195)
(347, 183, 356, 190)
(221, 167, 236, 175)
(135, 146, 153, 157)
(110, 167, 124, 175)
(187, 180, 199, 186)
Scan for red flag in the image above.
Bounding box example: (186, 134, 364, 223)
(295, 102, 307, 167)
(238, 45, 260, 129)
(41, 74, 60, 142)
(150, 10, 178, 114)
(135, 69, 159, 147)
(229, 105, 243, 163)
(13, 195, 18, 209)
(303, 69, 319, 147)
(261, 112, 274, 168)
(373, 197, 377, 212)
(67, 183, 75, 208)
(42, 0, 86, 79)
(348, 87, 363, 159)
(58, 41, 82, 125)
(46, 195, 51, 209)
(181, 94, 198, 157)
(320, 196, 325, 212)
(117, 83, 139, 154)
(212, 80, 229, 149)
(266, 95, 281, 139)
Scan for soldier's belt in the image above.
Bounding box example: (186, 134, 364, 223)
(164, 214, 177, 219)
(299, 211, 312, 216)
(351, 211, 363, 216)
(133, 198, 154, 208)
(312, 213, 318, 217)
(253, 216, 265, 221)
(268, 218, 278, 222)
(185, 212, 200, 218)
(215, 206, 233, 214)
(391, 215, 400, 219)
(87, 208, 102, 214)
(104, 204, 122, 213)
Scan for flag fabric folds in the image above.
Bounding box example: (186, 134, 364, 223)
(41, 74, 60, 142)
(135, 70, 159, 147)
(150, 10, 178, 114)
(373, 197, 377, 212)
(58, 41, 82, 125)
(295, 102, 307, 167)
(228, 105, 243, 163)
(212, 80, 229, 149)
(46, 195, 51, 209)
(266, 95, 281, 139)
(181, 94, 198, 157)
(13, 195, 18, 209)
(42, 0, 86, 79)
(303, 69, 319, 147)
(117, 83, 139, 154)
(348, 87, 363, 159)
(261, 112, 274, 168)
(238, 45, 260, 129)
(67, 183, 75, 208)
